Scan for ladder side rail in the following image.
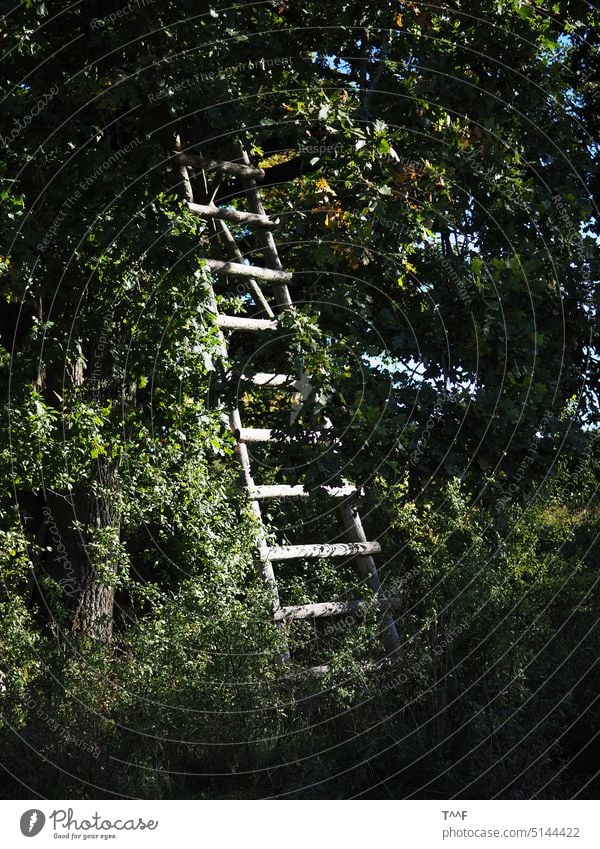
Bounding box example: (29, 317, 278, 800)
(212, 218, 275, 319)
(340, 502, 401, 654)
(238, 145, 293, 310)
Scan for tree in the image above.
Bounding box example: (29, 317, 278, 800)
(1, 0, 598, 799)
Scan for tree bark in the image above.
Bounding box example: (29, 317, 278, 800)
(45, 463, 121, 640)
(40, 330, 124, 641)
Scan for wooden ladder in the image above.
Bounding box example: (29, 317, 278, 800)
(175, 142, 402, 665)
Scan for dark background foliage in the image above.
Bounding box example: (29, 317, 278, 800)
(0, 0, 598, 798)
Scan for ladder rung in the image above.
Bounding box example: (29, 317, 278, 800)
(203, 258, 293, 284)
(188, 202, 279, 229)
(250, 484, 357, 499)
(174, 152, 264, 180)
(263, 541, 380, 561)
(274, 598, 403, 621)
(237, 427, 275, 443)
(216, 315, 278, 332)
(236, 427, 329, 444)
(280, 664, 331, 679)
(304, 664, 330, 675)
(242, 372, 297, 388)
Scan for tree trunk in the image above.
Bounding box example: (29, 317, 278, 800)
(44, 463, 121, 640)
(39, 323, 126, 640)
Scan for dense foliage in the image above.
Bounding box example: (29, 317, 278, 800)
(0, 0, 598, 798)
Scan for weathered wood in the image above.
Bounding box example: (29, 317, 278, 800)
(202, 258, 293, 284)
(188, 201, 279, 229)
(279, 664, 331, 680)
(239, 145, 293, 309)
(274, 598, 404, 621)
(174, 152, 264, 180)
(340, 501, 401, 654)
(263, 541, 380, 561)
(236, 427, 330, 444)
(175, 143, 399, 666)
(212, 219, 275, 319)
(229, 410, 287, 661)
(236, 427, 275, 443)
(230, 410, 290, 655)
(304, 664, 330, 675)
(339, 503, 385, 590)
(206, 173, 223, 205)
(195, 168, 276, 346)
(230, 410, 256, 491)
(217, 315, 278, 332)
(250, 483, 356, 499)
(242, 372, 296, 387)
(175, 136, 194, 203)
